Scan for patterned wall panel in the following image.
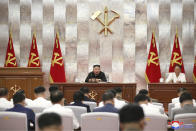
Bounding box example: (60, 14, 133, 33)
(0, 0, 195, 91)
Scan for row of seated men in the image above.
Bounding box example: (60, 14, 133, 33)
(0, 86, 196, 131)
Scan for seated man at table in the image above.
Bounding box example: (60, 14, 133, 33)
(6, 92, 35, 130)
(165, 64, 186, 83)
(171, 92, 196, 120)
(80, 87, 96, 102)
(94, 91, 118, 113)
(85, 65, 107, 82)
(0, 87, 13, 109)
(69, 91, 91, 112)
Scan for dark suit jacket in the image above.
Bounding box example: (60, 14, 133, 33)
(6, 104, 35, 130)
(70, 102, 91, 112)
(85, 71, 107, 82)
(172, 104, 196, 120)
(93, 103, 118, 113)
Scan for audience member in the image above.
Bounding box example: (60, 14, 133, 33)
(31, 86, 52, 107)
(134, 94, 161, 115)
(98, 89, 127, 109)
(15, 89, 33, 106)
(0, 87, 13, 109)
(80, 87, 96, 102)
(171, 92, 196, 120)
(43, 90, 79, 129)
(172, 87, 187, 103)
(114, 87, 128, 102)
(119, 104, 145, 131)
(69, 91, 91, 112)
(6, 92, 35, 130)
(138, 89, 158, 103)
(38, 112, 62, 131)
(93, 91, 118, 113)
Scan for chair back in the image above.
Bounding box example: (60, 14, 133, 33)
(26, 106, 45, 114)
(174, 113, 196, 131)
(0, 107, 7, 111)
(81, 112, 119, 131)
(83, 101, 97, 112)
(66, 106, 87, 125)
(168, 103, 175, 120)
(152, 102, 163, 107)
(0, 112, 27, 131)
(144, 113, 168, 131)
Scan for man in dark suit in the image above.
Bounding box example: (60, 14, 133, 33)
(93, 91, 118, 113)
(85, 65, 107, 82)
(171, 92, 196, 120)
(6, 92, 35, 130)
(80, 87, 96, 102)
(69, 91, 91, 112)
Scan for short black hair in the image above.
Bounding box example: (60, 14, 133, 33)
(102, 91, 114, 102)
(38, 113, 62, 130)
(174, 64, 182, 69)
(134, 94, 149, 103)
(114, 87, 122, 93)
(119, 104, 144, 123)
(80, 87, 90, 94)
(138, 89, 148, 96)
(177, 87, 187, 94)
(13, 92, 25, 105)
(73, 91, 84, 102)
(34, 86, 46, 94)
(179, 92, 192, 103)
(49, 86, 58, 93)
(50, 90, 64, 103)
(93, 65, 100, 68)
(0, 87, 8, 97)
(16, 89, 25, 95)
(106, 89, 116, 97)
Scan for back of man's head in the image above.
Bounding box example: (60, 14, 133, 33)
(0, 87, 8, 98)
(138, 89, 149, 96)
(16, 89, 25, 95)
(180, 92, 193, 106)
(38, 113, 62, 131)
(49, 86, 58, 93)
(134, 94, 149, 104)
(34, 86, 46, 95)
(119, 104, 145, 131)
(50, 90, 64, 104)
(13, 92, 25, 105)
(114, 87, 122, 93)
(106, 89, 117, 97)
(102, 91, 114, 103)
(80, 87, 90, 94)
(177, 88, 187, 96)
(73, 91, 84, 103)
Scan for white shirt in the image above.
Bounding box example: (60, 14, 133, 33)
(0, 98, 13, 109)
(172, 97, 180, 103)
(166, 72, 186, 83)
(43, 104, 79, 129)
(140, 104, 162, 115)
(98, 98, 127, 109)
(31, 97, 52, 108)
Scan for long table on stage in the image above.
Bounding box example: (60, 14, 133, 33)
(50, 83, 136, 103)
(148, 83, 196, 110)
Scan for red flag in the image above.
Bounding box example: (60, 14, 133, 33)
(49, 33, 66, 83)
(145, 32, 161, 83)
(193, 56, 196, 83)
(169, 30, 185, 73)
(4, 32, 17, 67)
(28, 33, 40, 67)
